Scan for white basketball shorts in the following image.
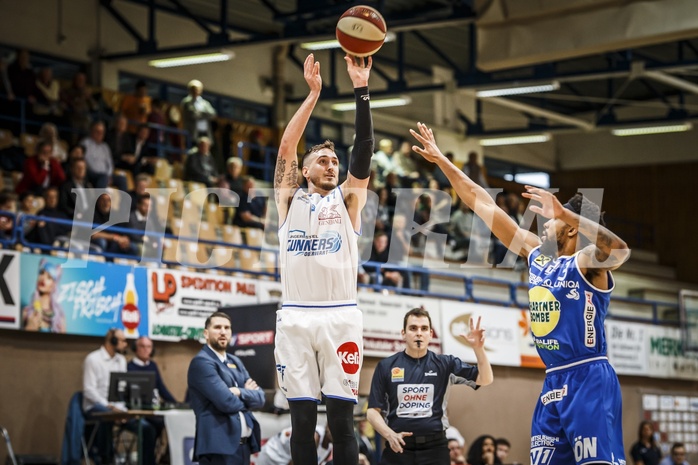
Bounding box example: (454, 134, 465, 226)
(274, 300, 363, 403)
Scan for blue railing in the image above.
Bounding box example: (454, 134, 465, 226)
(236, 141, 278, 182)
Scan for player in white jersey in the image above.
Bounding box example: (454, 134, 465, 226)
(273, 53, 375, 465)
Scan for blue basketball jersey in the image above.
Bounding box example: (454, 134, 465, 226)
(527, 246, 614, 368)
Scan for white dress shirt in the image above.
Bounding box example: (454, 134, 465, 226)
(82, 346, 127, 411)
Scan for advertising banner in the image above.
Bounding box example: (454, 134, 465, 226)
(358, 292, 443, 357)
(148, 269, 259, 341)
(606, 320, 649, 375)
(19, 254, 148, 337)
(440, 301, 525, 367)
(0, 251, 20, 329)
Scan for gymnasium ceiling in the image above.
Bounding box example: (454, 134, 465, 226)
(102, 0, 698, 142)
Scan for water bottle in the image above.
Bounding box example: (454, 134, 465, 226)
(152, 388, 161, 410)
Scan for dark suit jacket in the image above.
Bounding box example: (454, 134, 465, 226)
(187, 346, 264, 459)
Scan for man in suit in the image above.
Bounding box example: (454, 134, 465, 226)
(187, 312, 265, 465)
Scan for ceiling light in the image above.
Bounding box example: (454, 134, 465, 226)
(148, 51, 235, 68)
(479, 134, 551, 147)
(301, 32, 396, 51)
(611, 122, 692, 136)
(476, 82, 560, 98)
(331, 95, 411, 111)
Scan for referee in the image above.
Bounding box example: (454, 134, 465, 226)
(366, 308, 493, 465)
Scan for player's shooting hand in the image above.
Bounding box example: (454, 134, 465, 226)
(303, 54, 322, 94)
(244, 378, 259, 390)
(409, 122, 444, 163)
(522, 186, 564, 220)
(386, 430, 413, 453)
(344, 54, 371, 88)
(461, 316, 485, 350)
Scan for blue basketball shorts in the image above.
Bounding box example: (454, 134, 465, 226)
(530, 357, 626, 465)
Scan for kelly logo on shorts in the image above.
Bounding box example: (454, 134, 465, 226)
(337, 341, 360, 374)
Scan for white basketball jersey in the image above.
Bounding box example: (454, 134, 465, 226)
(279, 187, 358, 302)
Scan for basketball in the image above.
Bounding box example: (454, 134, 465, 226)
(336, 5, 387, 57)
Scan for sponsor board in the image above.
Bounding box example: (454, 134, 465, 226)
(148, 269, 259, 341)
(19, 254, 148, 336)
(0, 251, 20, 329)
(441, 301, 522, 367)
(358, 292, 442, 357)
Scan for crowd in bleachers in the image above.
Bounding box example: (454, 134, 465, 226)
(0, 46, 534, 291)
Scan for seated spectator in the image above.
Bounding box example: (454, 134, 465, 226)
(7, 48, 36, 103)
(449, 439, 466, 465)
(467, 435, 501, 465)
(184, 136, 219, 187)
(34, 66, 62, 119)
(83, 328, 158, 465)
(630, 420, 662, 465)
(224, 156, 244, 196)
(15, 140, 67, 195)
(30, 186, 70, 247)
(371, 138, 396, 187)
(127, 193, 166, 253)
(39, 122, 67, 163)
(127, 336, 175, 455)
(0, 191, 18, 242)
(59, 158, 93, 221)
(659, 442, 689, 465)
(392, 140, 420, 184)
(147, 98, 167, 155)
(256, 425, 332, 465)
(495, 438, 510, 464)
(368, 231, 404, 288)
(232, 176, 265, 230)
(448, 199, 475, 258)
(462, 151, 489, 188)
(17, 191, 37, 238)
(120, 80, 151, 132)
(133, 124, 156, 176)
(127, 336, 177, 405)
(128, 174, 151, 210)
(80, 121, 113, 189)
(62, 71, 97, 142)
(91, 193, 137, 256)
(106, 114, 136, 173)
(62, 143, 85, 174)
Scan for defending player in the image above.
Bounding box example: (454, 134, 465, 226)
(273, 53, 374, 465)
(410, 122, 631, 465)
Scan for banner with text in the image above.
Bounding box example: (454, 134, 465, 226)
(19, 254, 148, 336)
(606, 321, 698, 380)
(0, 251, 20, 329)
(148, 269, 259, 341)
(440, 301, 543, 367)
(358, 293, 443, 357)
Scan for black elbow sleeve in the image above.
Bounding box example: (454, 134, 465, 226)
(348, 86, 374, 180)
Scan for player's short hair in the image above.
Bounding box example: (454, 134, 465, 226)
(205, 311, 231, 329)
(403, 307, 432, 331)
(563, 193, 606, 248)
(301, 140, 335, 167)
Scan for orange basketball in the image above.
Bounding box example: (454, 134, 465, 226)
(336, 5, 387, 57)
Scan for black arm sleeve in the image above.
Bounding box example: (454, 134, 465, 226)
(348, 86, 374, 180)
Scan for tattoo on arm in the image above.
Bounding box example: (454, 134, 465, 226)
(286, 160, 298, 186)
(274, 158, 286, 203)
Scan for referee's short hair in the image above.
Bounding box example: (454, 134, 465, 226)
(403, 307, 432, 331)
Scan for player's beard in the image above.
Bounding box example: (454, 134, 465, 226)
(309, 172, 337, 191)
(540, 232, 561, 257)
(208, 337, 229, 352)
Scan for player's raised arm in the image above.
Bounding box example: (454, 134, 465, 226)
(341, 55, 374, 230)
(275, 54, 322, 221)
(522, 186, 630, 273)
(410, 122, 540, 258)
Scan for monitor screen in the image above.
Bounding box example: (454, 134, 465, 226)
(108, 371, 156, 409)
